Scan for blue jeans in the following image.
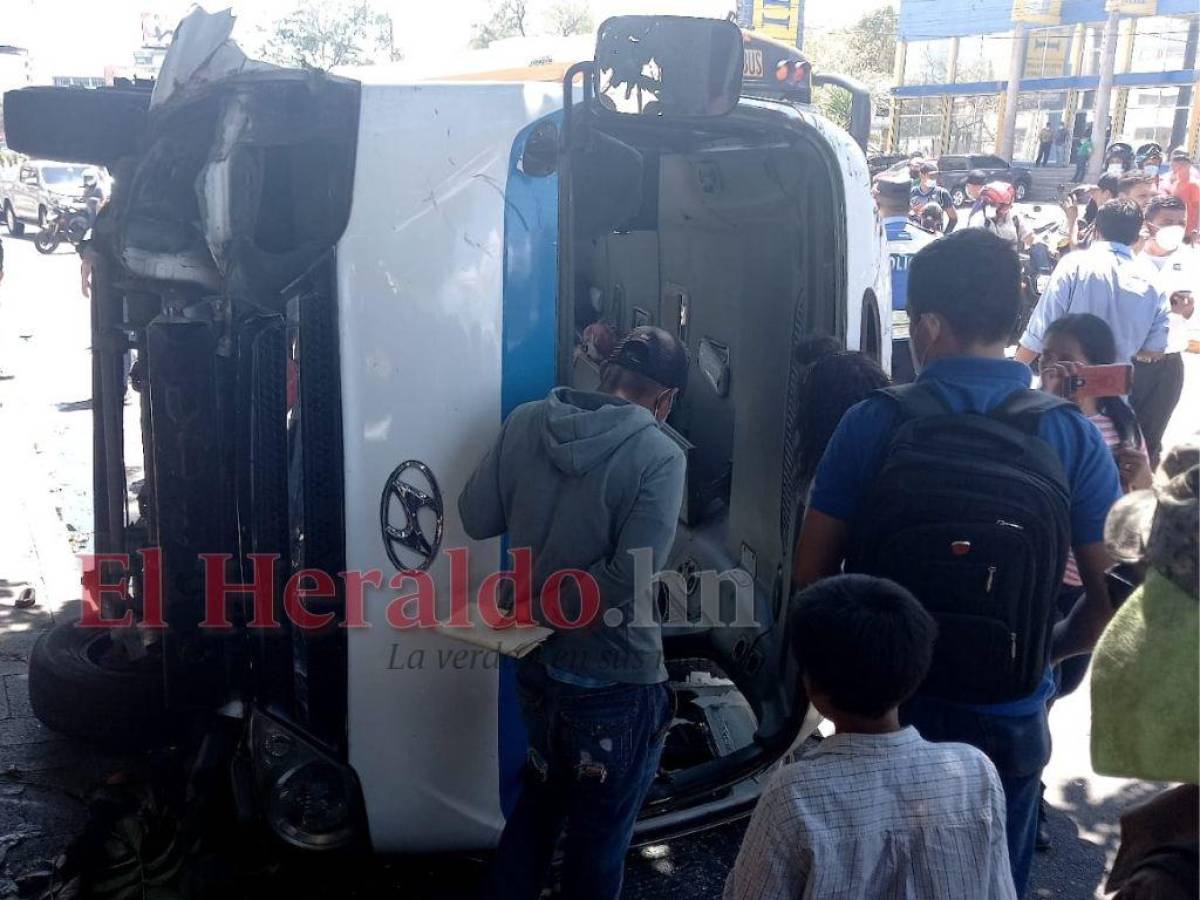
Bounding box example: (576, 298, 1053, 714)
(902, 696, 1052, 898)
(489, 660, 671, 900)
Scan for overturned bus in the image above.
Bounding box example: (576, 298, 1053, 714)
(4, 10, 889, 854)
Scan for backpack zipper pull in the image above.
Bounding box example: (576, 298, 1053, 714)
(986, 566, 996, 593)
(1011, 632, 1017, 661)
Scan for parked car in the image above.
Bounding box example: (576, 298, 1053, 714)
(0, 159, 90, 234)
(868, 152, 908, 176)
(937, 153, 1033, 206)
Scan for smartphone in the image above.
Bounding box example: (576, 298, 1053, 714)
(1068, 363, 1134, 398)
(1105, 562, 1146, 610)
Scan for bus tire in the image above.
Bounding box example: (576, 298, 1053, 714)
(29, 616, 173, 749)
(859, 290, 882, 364)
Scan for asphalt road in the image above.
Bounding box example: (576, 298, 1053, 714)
(0, 230, 1194, 899)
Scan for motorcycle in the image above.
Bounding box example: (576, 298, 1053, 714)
(34, 202, 91, 254)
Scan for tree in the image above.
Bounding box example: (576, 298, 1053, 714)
(806, 6, 898, 131)
(835, 7, 898, 78)
(545, 0, 593, 37)
(471, 0, 530, 49)
(261, 0, 402, 70)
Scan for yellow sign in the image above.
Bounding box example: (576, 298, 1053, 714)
(1012, 0, 1062, 25)
(1104, 0, 1157, 13)
(754, 0, 802, 46)
(1025, 30, 1071, 78)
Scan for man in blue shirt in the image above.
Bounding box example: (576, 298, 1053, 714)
(910, 162, 958, 232)
(877, 174, 937, 384)
(794, 229, 1122, 898)
(1016, 199, 1169, 367)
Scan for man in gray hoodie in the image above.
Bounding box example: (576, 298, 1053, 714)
(460, 325, 688, 900)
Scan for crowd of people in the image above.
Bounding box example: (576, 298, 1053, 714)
(895, 146, 1198, 467)
(457, 138, 1197, 898)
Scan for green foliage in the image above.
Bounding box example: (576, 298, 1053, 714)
(261, 0, 402, 70)
(471, 0, 531, 49)
(832, 6, 898, 77)
(807, 5, 897, 129)
(545, 0, 593, 37)
(471, 0, 594, 48)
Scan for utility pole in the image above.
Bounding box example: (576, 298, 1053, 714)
(1170, 17, 1198, 150)
(1087, 8, 1121, 181)
(796, 0, 806, 50)
(1000, 23, 1028, 161)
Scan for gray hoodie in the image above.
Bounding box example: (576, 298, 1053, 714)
(459, 387, 685, 684)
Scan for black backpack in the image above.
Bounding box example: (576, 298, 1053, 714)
(848, 382, 1072, 704)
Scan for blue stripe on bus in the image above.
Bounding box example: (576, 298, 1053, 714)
(498, 112, 562, 819)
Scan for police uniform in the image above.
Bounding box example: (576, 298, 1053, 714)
(878, 176, 938, 383)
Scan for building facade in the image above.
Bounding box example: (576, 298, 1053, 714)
(887, 0, 1200, 162)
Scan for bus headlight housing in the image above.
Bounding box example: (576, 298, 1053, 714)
(249, 710, 363, 851)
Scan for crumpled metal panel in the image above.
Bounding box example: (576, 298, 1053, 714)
(151, 7, 278, 111)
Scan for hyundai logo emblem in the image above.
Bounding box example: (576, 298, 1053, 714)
(379, 460, 444, 571)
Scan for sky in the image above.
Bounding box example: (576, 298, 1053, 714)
(3, 0, 896, 79)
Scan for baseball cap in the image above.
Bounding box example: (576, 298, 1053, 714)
(874, 173, 912, 201)
(966, 169, 988, 185)
(1170, 148, 1193, 164)
(607, 326, 690, 391)
(919, 162, 939, 175)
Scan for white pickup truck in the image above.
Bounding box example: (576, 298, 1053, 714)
(0, 158, 90, 234)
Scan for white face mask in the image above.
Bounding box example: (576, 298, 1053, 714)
(1155, 225, 1185, 254)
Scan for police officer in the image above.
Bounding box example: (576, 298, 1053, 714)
(876, 173, 938, 384)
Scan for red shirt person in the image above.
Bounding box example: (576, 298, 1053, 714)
(1164, 149, 1200, 243)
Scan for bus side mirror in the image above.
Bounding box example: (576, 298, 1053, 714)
(592, 16, 743, 119)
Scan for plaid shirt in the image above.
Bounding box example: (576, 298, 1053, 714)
(723, 727, 1016, 900)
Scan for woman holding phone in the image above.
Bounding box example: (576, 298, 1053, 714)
(1039, 314, 1152, 494)
(1035, 312, 1152, 850)
(1039, 314, 1149, 687)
